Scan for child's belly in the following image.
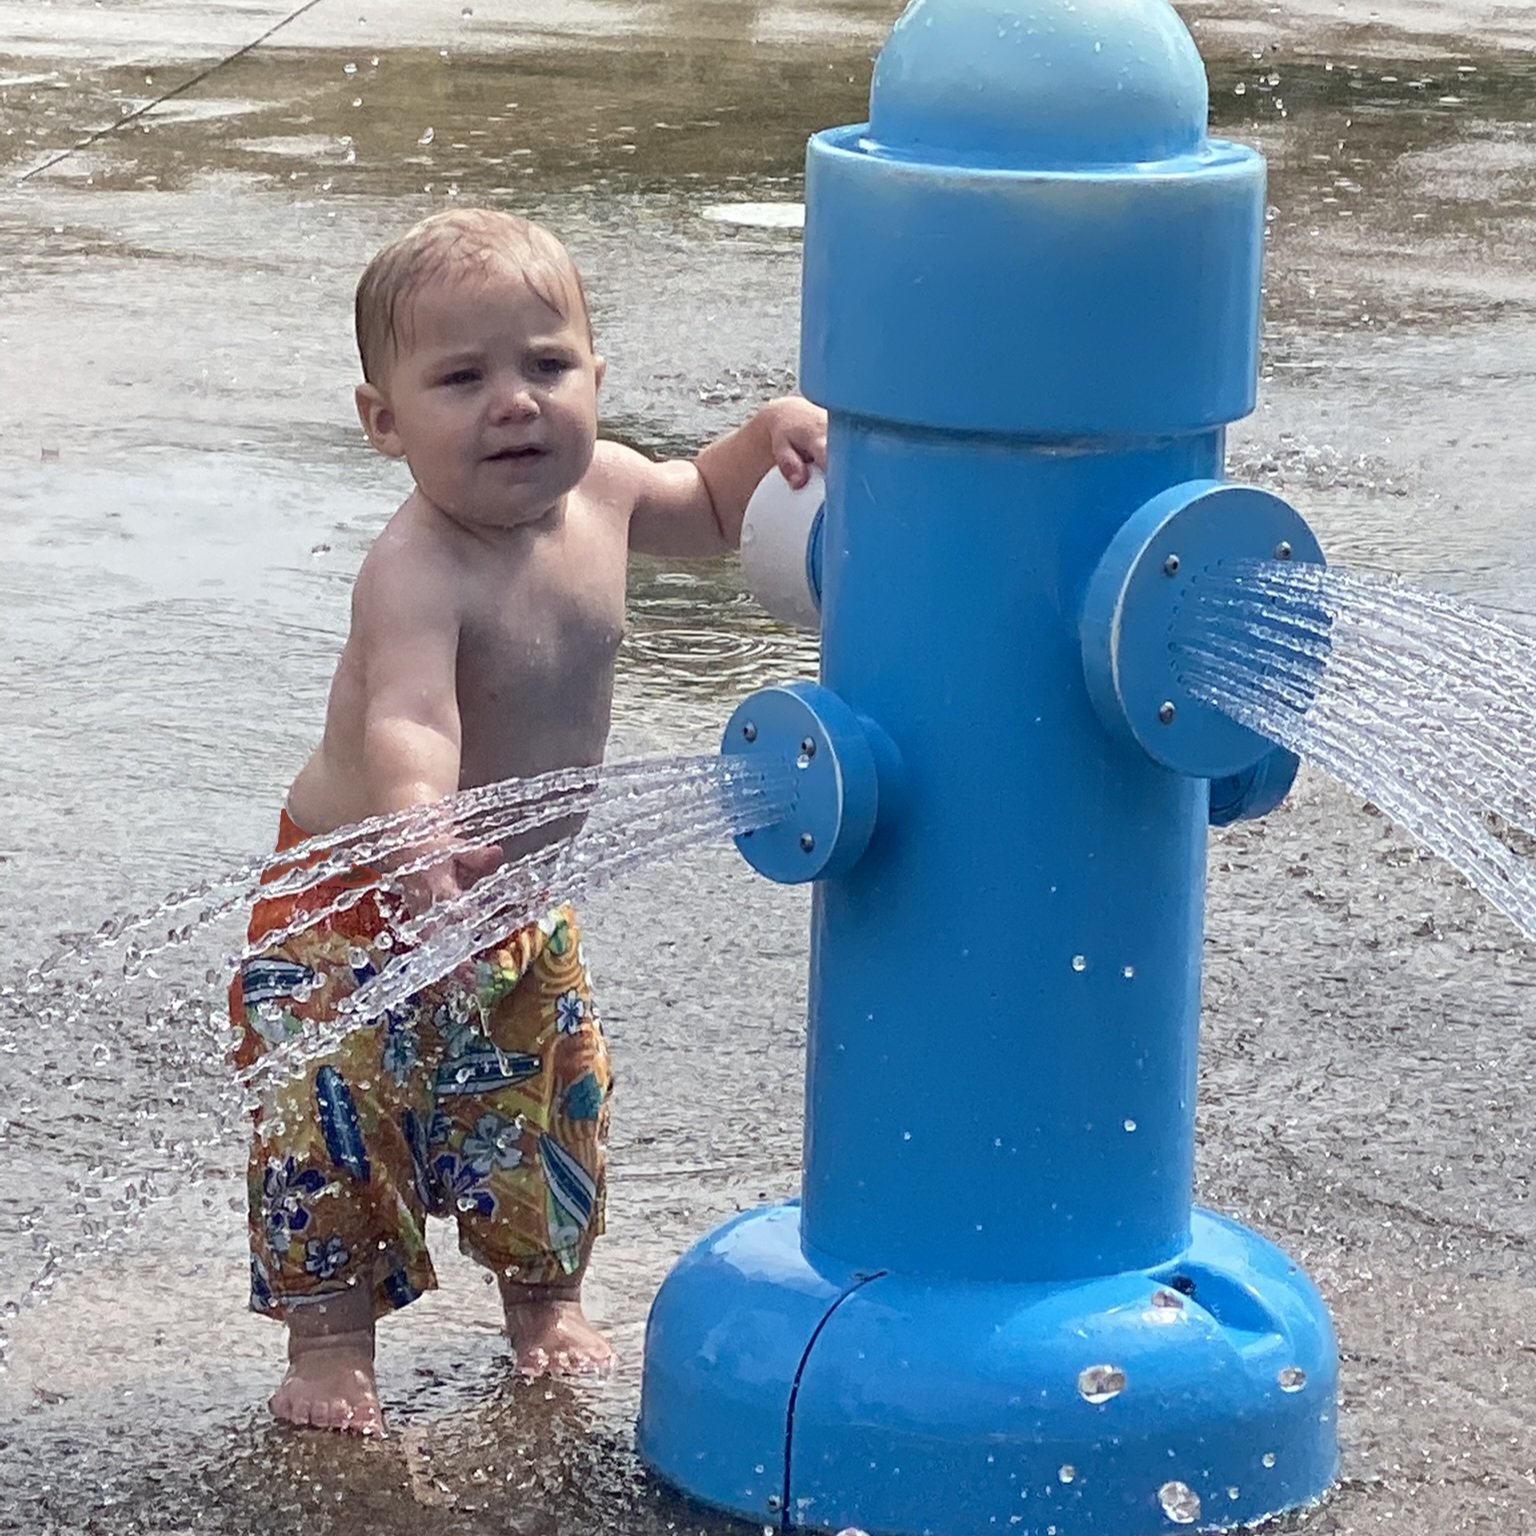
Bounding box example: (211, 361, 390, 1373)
(455, 652, 619, 791)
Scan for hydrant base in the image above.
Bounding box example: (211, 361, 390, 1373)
(640, 1203, 1338, 1535)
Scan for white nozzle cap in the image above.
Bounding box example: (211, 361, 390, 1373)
(740, 467, 824, 631)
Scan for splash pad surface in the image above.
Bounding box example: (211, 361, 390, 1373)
(2, 0, 1535, 1531)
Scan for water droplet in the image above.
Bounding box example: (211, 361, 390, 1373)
(1058, 1465, 1076, 1484)
(1123, 1118, 1137, 1133)
(418, 126, 436, 145)
(343, 61, 358, 75)
(1158, 1482, 1201, 1524)
(1278, 1366, 1307, 1392)
(1122, 964, 1135, 978)
(1071, 954, 1086, 972)
(1262, 1452, 1277, 1468)
(1227, 1486, 1241, 1500)
(1077, 1364, 1126, 1403)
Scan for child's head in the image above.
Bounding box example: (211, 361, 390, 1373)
(352, 207, 604, 529)
(354, 207, 592, 387)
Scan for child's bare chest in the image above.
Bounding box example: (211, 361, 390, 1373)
(454, 507, 629, 779)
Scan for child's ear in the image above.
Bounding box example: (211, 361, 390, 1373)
(355, 383, 404, 458)
(593, 355, 607, 393)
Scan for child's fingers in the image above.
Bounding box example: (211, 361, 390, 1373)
(456, 843, 503, 883)
(795, 409, 828, 465)
(401, 867, 454, 919)
(774, 439, 813, 488)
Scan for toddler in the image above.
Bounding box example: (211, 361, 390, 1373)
(230, 206, 826, 1436)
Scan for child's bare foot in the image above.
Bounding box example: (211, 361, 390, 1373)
(270, 1326, 386, 1436)
(500, 1282, 614, 1377)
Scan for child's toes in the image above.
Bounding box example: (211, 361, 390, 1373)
(268, 1382, 304, 1426)
(515, 1345, 552, 1377)
(343, 1398, 386, 1436)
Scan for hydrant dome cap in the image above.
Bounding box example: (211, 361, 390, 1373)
(869, 0, 1209, 166)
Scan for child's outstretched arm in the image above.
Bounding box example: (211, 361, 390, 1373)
(350, 540, 498, 908)
(607, 395, 827, 559)
(352, 546, 463, 814)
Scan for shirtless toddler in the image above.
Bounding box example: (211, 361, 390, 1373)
(231, 206, 826, 1436)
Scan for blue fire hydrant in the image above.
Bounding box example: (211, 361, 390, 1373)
(638, 2, 1337, 1532)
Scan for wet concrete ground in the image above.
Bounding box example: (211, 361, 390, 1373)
(1, 0, 1535, 1532)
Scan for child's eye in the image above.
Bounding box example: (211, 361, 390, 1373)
(439, 367, 481, 387)
(534, 355, 573, 376)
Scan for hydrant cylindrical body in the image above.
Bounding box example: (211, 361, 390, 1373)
(796, 51, 1263, 1280)
(805, 428, 1221, 1281)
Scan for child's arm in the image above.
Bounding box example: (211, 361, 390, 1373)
(606, 395, 827, 559)
(350, 543, 498, 906)
(353, 550, 462, 813)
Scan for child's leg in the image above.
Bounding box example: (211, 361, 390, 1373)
(269, 1281, 381, 1434)
(244, 1046, 439, 1429)
(236, 900, 440, 1433)
(423, 904, 614, 1375)
(497, 1255, 613, 1377)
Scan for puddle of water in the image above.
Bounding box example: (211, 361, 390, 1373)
(142, 96, 264, 125)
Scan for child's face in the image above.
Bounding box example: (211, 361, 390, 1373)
(357, 265, 603, 530)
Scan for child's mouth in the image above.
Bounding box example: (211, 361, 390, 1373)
(486, 446, 544, 462)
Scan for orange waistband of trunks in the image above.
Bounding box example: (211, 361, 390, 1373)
(274, 806, 308, 858)
(248, 807, 395, 946)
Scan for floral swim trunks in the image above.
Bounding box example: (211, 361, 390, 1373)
(230, 810, 612, 1321)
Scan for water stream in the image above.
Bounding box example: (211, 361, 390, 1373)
(0, 750, 794, 1360)
(1178, 559, 1536, 942)
(8, 561, 1534, 1371)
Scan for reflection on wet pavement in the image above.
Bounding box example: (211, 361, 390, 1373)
(2, 0, 1535, 1532)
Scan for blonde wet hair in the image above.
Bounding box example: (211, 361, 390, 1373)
(354, 206, 592, 384)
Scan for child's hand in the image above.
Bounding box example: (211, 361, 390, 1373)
(400, 835, 503, 918)
(763, 396, 828, 491)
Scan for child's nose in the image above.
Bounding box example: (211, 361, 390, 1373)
(491, 379, 539, 420)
